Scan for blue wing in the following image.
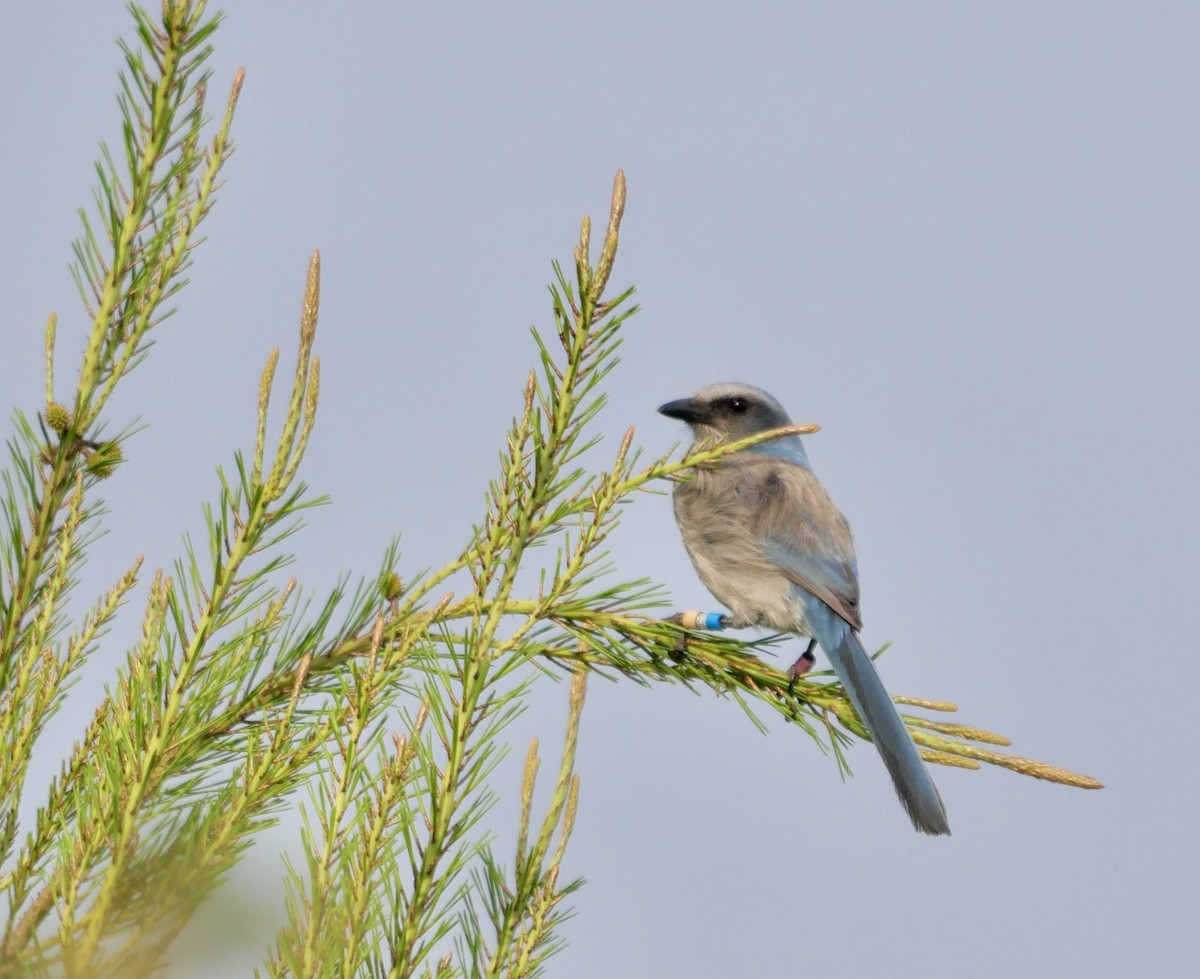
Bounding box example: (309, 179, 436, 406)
(764, 537, 861, 630)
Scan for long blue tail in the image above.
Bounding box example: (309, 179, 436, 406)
(807, 601, 951, 835)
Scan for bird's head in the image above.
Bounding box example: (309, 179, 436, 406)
(658, 382, 792, 439)
(658, 382, 810, 466)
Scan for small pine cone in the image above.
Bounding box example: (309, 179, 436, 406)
(45, 402, 70, 434)
(379, 571, 404, 602)
(86, 441, 123, 479)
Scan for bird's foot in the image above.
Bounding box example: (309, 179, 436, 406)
(664, 612, 690, 660)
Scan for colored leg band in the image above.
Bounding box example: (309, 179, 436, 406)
(678, 610, 727, 631)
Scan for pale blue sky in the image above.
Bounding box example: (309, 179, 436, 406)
(3, 2, 1197, 976)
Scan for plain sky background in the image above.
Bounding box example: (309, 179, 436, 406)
(2, 2, 1197, 976)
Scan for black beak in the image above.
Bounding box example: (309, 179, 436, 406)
(658, 398, 703, 424)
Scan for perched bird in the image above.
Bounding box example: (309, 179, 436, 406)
(659, 382, 950, 836)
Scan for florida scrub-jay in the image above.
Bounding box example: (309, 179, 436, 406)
(659, 382, 950, 836)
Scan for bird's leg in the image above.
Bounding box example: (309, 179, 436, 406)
(789, 639, 817, 676)
(664, 610, 733, 659)
(786, 639, 817, 696)
(666, 610, 735, 630)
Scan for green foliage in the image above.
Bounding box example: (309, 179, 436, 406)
(0, 4, 1102, 977)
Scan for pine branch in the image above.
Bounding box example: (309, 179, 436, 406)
(1, 7, 1103, 973)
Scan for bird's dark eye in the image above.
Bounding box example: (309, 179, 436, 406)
(728, 398, 749, 415)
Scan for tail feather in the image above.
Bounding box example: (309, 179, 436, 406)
(808, 604, 950, 835)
